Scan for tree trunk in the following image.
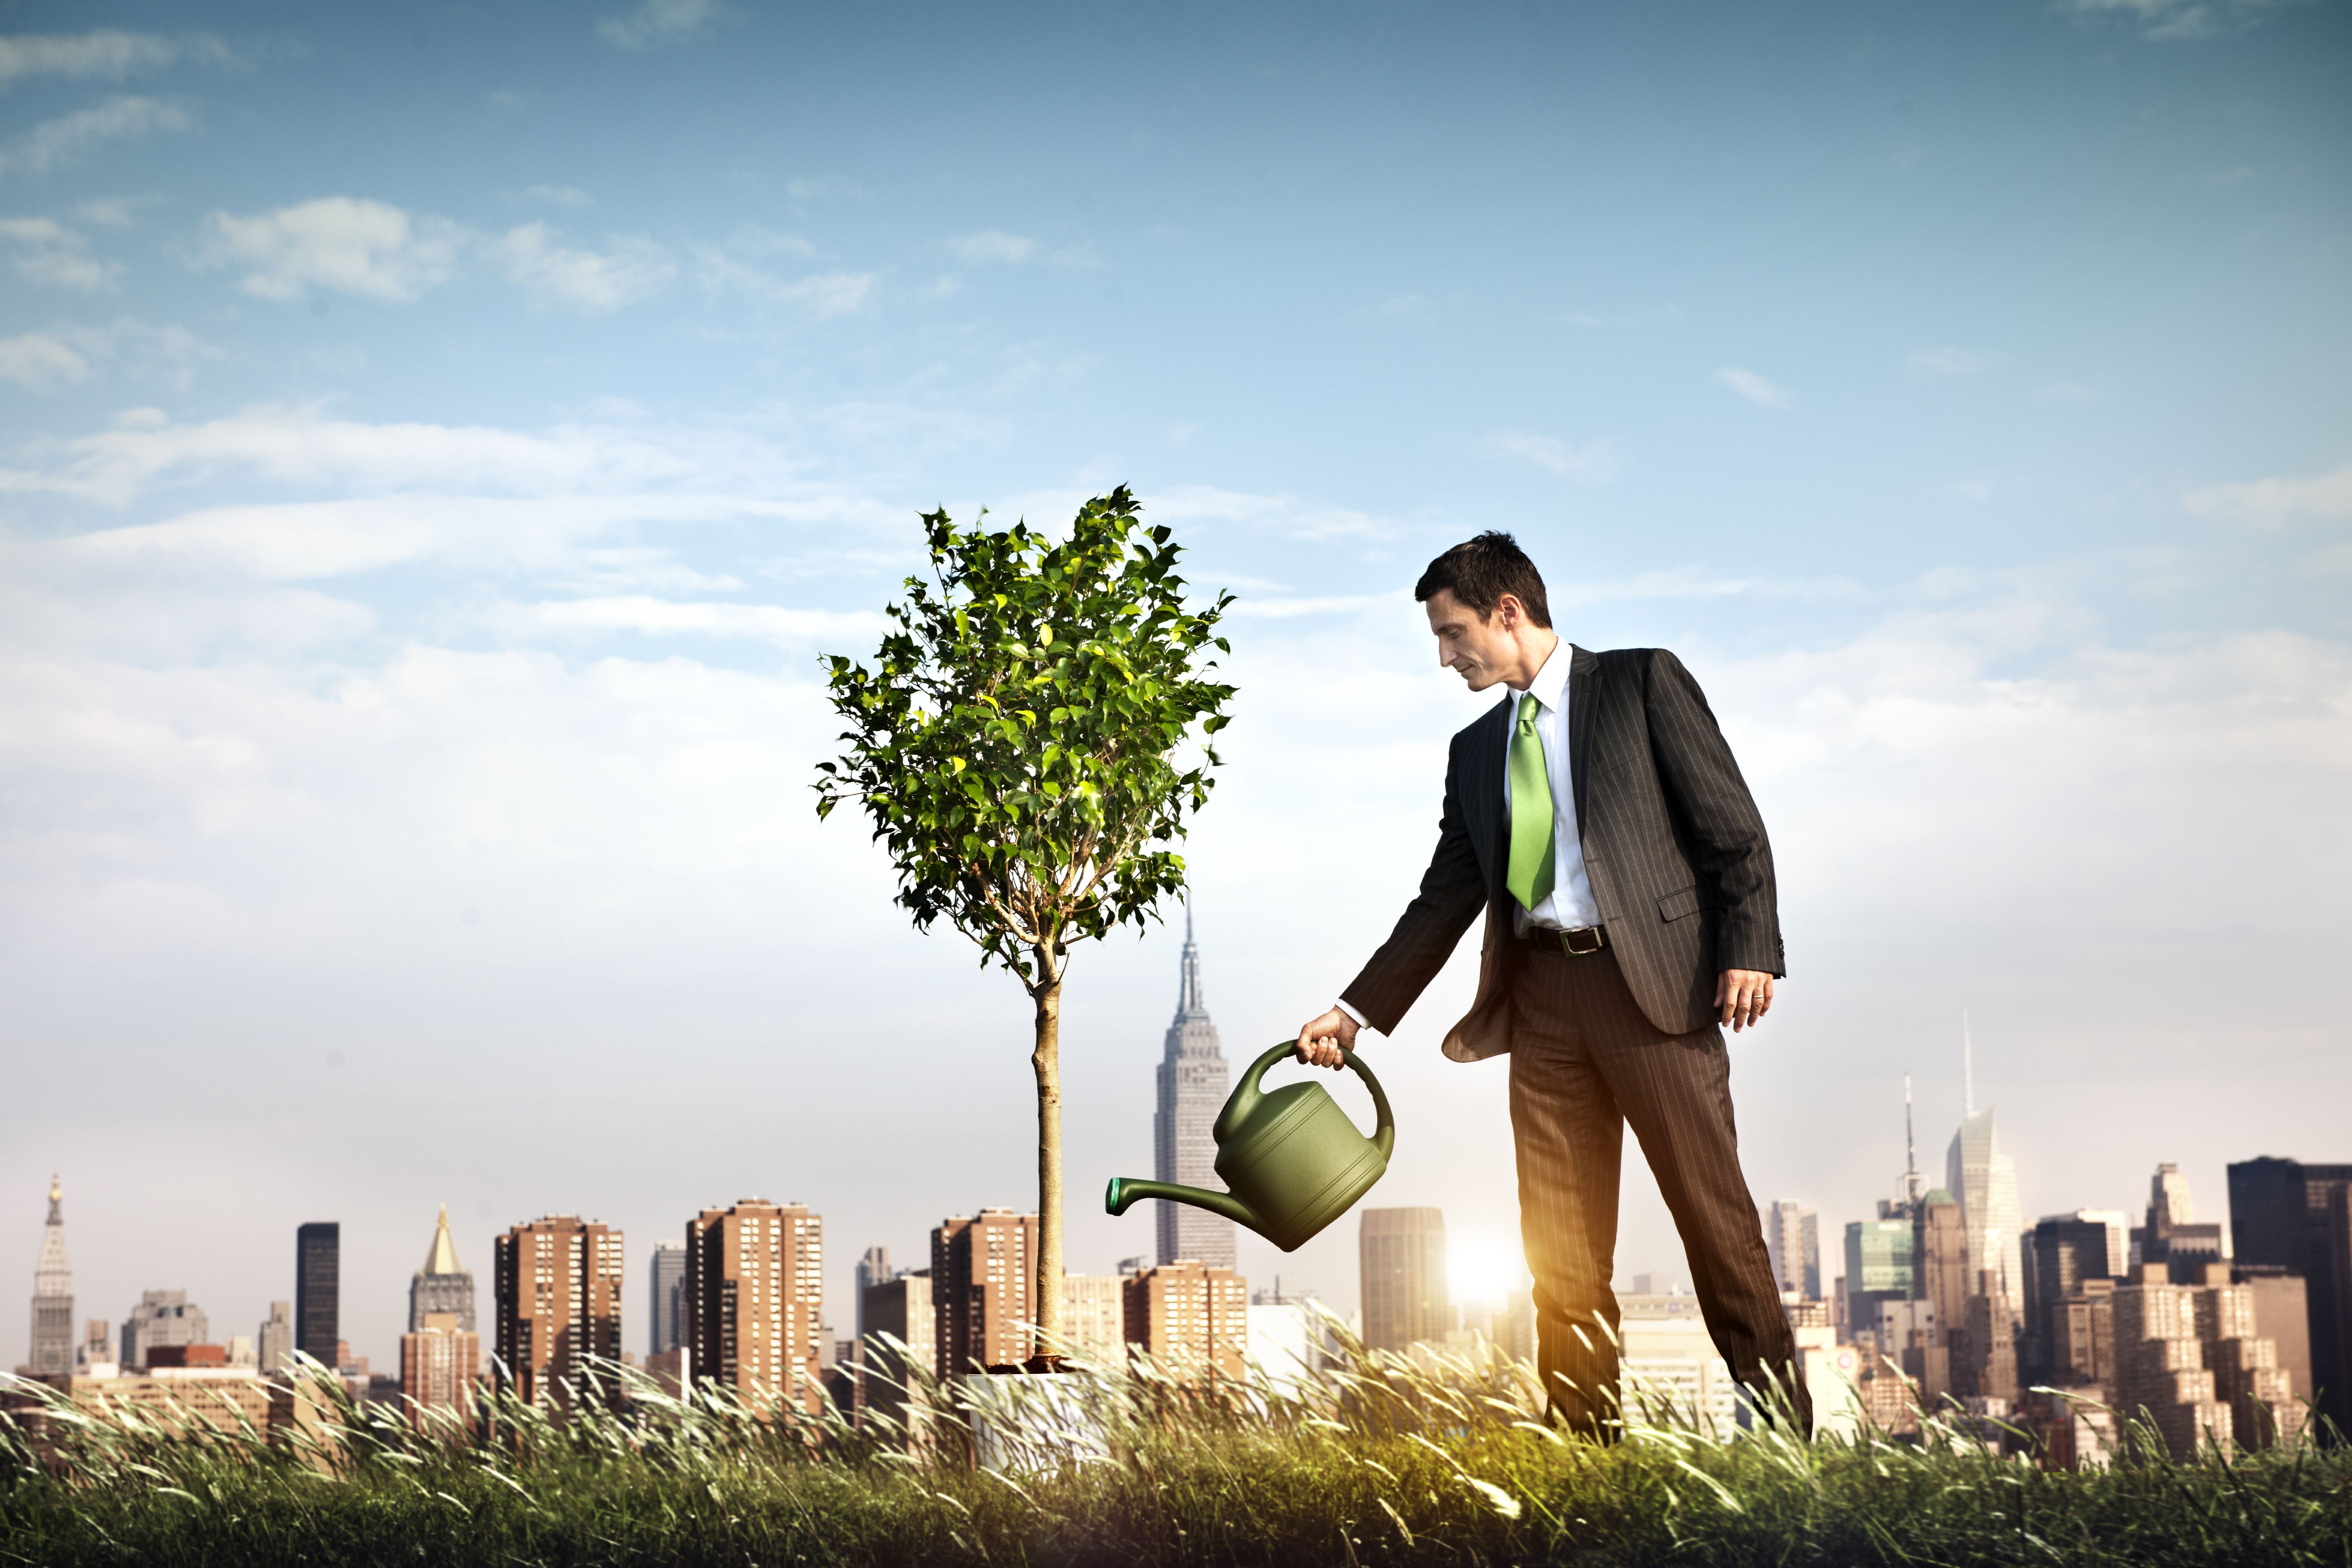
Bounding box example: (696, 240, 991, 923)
(1030, 960, 1065, 1358)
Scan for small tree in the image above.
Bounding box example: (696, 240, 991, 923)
(815, 487, 1234, 1358)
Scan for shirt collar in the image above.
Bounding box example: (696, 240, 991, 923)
(1510, 638, 1570, 714)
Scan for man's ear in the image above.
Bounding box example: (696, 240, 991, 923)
(1494, 593, 1523, 631)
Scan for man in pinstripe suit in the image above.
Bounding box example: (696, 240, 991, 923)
(1295, 532, 1807, 1439)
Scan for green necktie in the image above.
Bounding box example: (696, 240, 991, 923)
(1507, 692, 1556, 913)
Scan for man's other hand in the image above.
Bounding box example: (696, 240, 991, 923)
(1715, 969, 1776, 1033)
(1295, 1006, 1360, 1069)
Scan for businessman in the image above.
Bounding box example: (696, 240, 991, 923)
(1296, 532, 1807, 1439)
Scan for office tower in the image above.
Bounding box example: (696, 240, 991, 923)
(28, 1176, 73, 1375)
(2112, 1262, 2301, 1458)
(1906, 1192, 1969, 1398)
(1155, 904, 1235, 1269)
(409, 1206, 476, 1333)
(932, 1209, 1039, 1376)
(1765, 1202, 1820, 1299)
(76, 1317, 113, 1373)
(682, 1199, 824, 1414)
(853, 1246, 893, 1340)
(2132, 1163, 2229, 1281)
(120, 1289, 209, 1370)
(295, 1222, 340, 1368)
(492, 1214, 624, 1409)
(859, 1270, 934, 1426)
(1359, 1207, 1449, 1353)
(2021, 1213, 2121, 1385)
(1844, 1214, 1916, 1342)
(399, 1311, 481, 1416)
(1945, 1025, 2023, 1317)
(648, 1242, 687, 1355)
(1122, 1260, 1248, 1383)
(1057, 1274, 1126, 1362)
(257, 1302, 293, 1374)
(2226, 1156, 2352, 1437)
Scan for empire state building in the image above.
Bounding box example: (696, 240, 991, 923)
(1154, 905, 1235, 1267)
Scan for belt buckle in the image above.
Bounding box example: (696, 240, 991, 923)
(1559, 926, 1603, 957)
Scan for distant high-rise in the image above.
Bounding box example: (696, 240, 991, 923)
(648, 1242, 687, 1356)
(28, 1175, 73, 1375)
(858, 1270, 933, 1429)
(1359, 1208, 1448, 1352)
(1123, 1260, 1248, 1383)
(2021, 1213, 2122, 1386)
(1154, 904, 1234, 1269)
(492, 1214, 624, 1409)
(1058, 1274, 1126, 1363)
(1765, 1201, 1820, 1299)
(1909, 1191, 1969, 1398)
(1946, 1024, 2023, 1318)
(400, 1312, 480, 1417)
(853, 1246, 894, 1340)
(2132, 1163, 2229, 1281)
(295, 1222, 340, 1368)
(120, 1289, 209, 1370)
(257, 1302, 293, 1374)
(2226, 1156, 2352, 1438)
(683, 1199, 824, 1414)
(932, 1209, 1037, 1375)
(409, 1206, 476, 1333)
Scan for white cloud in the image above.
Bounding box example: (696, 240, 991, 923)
(2182, 464, 2352, 530)
(597, 0, 718, 49)
(497, 596, 887, 646)
(0, 215, 119, 290)
(693, 246, 874, 318)
(0, 95, 190, 180)
(1909, 347, 1994, 376)
(0, 331, 90, 388)
(2062, 0, 2309, 41)
(1714, 366, 1793, 408)
(201, 198, 464, 302)
(0, 318, 216, 393)
(950, 229, 1037, 264)
(0, 30, 229, 89)
(494, 224, 675, 312)
(519, 184, 594, 208)
(1480, 430, 1617, 482)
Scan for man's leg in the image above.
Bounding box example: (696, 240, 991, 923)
(1508, 944, 1627, 1439)
(1577, 949, 1811, 1435)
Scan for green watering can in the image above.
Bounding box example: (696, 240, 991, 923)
(1105, 1041, 1394, 1253)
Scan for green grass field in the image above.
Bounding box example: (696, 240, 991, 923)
(5, 1341, 2347, 1567)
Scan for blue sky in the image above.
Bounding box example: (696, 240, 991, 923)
(3, 0, 2348, 1366)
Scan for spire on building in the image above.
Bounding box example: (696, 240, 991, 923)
(1174, 896, 1208, 1024)
(29, 1176, 75, 1374)
(422, 1204, 464, 1276)
(1902, 1074, 1923, 1206)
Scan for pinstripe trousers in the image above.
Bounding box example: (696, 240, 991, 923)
(1508, 938, 1809, 1438)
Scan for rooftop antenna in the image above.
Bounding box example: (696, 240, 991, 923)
(1963, 1011, 1976, 1118)
(1903, 1073, 1923, 1205)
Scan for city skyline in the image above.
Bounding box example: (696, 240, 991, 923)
(4, 0, 2347, 1370)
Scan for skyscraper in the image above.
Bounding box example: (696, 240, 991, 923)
(1946, 1023, 2022, 1317)
(683, 1199, 825, 1414)
(492, 1214, 625, 1409)
(400, 1313, 481, 1418)
(1154, 904, 1235, 1269)
(1765, 1201, 1820, 1299)
(257, 1301, 293, 1374)
(853, 1246, 895, 1340)
(410, 1206, 476, 1333)
(1360, 1207, 1448, 1352)
(2226, 1156, 2352, 1438)
(932, 1209, 1038, 1375)
(648, 1242, 687, 1356)
(1123, 1260, 1248, 1383)
(295, 1222, 340, 1368)
(120, 1289, 209, 1370)
(28, 1176, 73, 1375)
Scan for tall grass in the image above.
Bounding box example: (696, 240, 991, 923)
(4, 1329, 2346, 1567)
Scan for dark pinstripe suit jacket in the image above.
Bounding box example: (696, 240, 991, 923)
(1339, 644, 1784, 1060)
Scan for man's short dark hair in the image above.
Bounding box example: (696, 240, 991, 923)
(1414, 532, 1552, 628)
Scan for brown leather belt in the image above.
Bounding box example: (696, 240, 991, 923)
(1520, 923, 1607, 957)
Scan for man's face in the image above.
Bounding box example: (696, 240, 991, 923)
(1424, 588, 1517, 691)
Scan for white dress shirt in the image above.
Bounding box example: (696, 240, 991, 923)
(1336, 638, 1598, 1033)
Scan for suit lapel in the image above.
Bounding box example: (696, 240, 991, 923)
(1472, 696, 1511, 898)
(1568, 643, 1600, 840)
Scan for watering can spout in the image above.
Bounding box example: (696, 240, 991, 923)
(1105, 1176, 1260, 1233)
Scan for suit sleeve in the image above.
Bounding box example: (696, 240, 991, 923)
(1642, 649, 1785, 977)
(1338, 729, 1491, 1035)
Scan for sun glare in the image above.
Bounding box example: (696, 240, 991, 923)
(1447, 1235, 1520, 1311)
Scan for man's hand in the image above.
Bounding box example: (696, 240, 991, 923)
(1295, 1006, 1361, 1069)
(1715, 969, 1775, 1033)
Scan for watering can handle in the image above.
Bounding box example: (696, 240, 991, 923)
(1246, 1040, 1397, 1160)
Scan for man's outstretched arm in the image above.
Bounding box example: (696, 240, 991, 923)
(1298, 733, 1487, 1065)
